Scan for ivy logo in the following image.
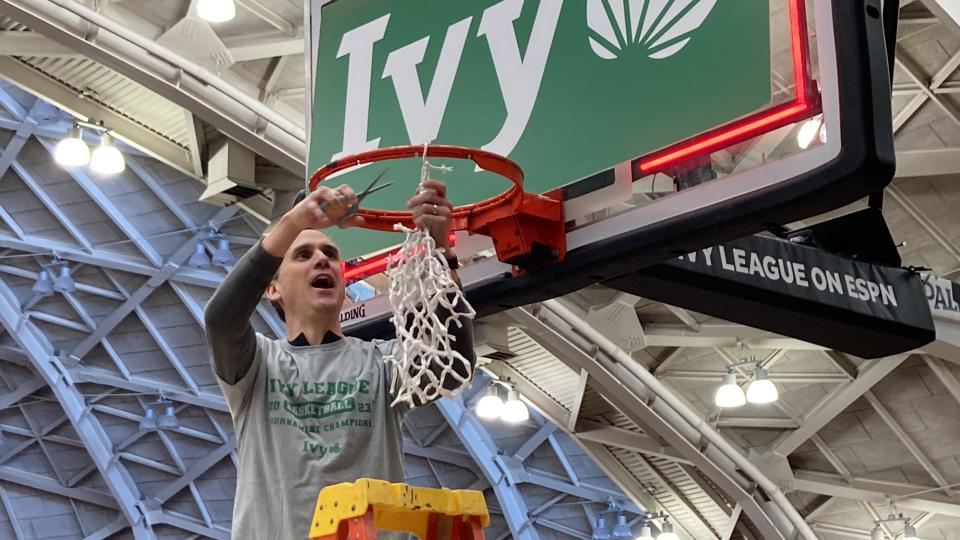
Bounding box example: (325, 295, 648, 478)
(587, 0, 718, 60)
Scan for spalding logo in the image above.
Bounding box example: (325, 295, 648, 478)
(340, 304, 367, 323)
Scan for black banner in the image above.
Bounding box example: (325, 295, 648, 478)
(608, 235, 935, 358)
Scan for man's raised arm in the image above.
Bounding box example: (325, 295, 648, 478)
(205, 184, 361, 385)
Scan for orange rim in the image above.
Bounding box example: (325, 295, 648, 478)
(308, 145, 524, 233)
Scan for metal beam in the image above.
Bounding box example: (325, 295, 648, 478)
(10, 160, 95, 251)
(863, 391, 953, 495)
(35, 139, 165, 265)
(719, 504, 742, 540)
(145, 509, 230, 539)
(792, 470, 960, 518)
(0, 465, 118, 508)
(0, 277, 153, 537)
(234, 0, 295, 34)
(0, 58, 196, 178)
(896, 148, 960, 177)
(0, 231, 223, 288)
(0, 485, 26, 540)
(659, 370, 849, 384)
(146, 443, 234, 506)
(71, 205, 237, 358)
(577, 441, 658, 511)
(766, 355, 907, 458)
(888, 185, 960, 269)
(922, 0, 960, 35)
(574, 420, 689, 464)
(71, 366, 228, 412)
(628, 455, 719, 539)
(434, 397, 540, 540)
(0, 0, 305, 175)
(0, 30, 76, 56)
(507, 306, 792, 539)
(226, 34, 303, 63)
(402, 440, 478, 471)
(0, 376, 44, 409)
(82, 516, 127, 540)
(643, 324, 826, 350)
(513, 423, 557, 461)
(896, 45, 960, 129)
(924, 356, 960, 405)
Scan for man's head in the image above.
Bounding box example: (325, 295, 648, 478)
(265, 229, 344, 325)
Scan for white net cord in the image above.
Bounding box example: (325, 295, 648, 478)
(383, 146, 476, 407)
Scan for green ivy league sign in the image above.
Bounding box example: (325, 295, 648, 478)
(310, 0, 772, 259)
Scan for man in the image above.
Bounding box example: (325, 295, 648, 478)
(204, 180, 475, 540)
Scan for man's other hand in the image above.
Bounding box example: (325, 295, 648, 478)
(408, 179, 454, 250)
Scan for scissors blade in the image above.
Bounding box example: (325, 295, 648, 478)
(355, 181, 393, 203)
(355, 169, 389, 200)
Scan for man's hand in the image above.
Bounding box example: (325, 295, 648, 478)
(288, 185, 365, 230)
(408, 179, 454, 250)
(262, 185, 363, 258)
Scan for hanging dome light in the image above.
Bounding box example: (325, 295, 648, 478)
(53, 264, 75, 293)
(212, 235, 235, 267)
(157, 401, 179, 430)
(90, 133, 125, 175)
(31, 269, 54, 297)
(636, 523, 654, 540)
(197, 0, 236, 22)
(591, 516, 611, 540)
(902, 522, 919, 540)
(797, 116, 823, 149)
(657, 521, 679, 540)
(54, 126, 90, 167)
(139, 406, 157, 431)
(871, 525, 884, 540)
(500, 389, 529, 423)
(746, 366, 779, 404)
(187, 242, 211, 269)
(611, 513, 632, 540)
(476, 386, 505, 419)
(714, 371, 746, 408)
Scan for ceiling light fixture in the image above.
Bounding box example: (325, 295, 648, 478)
(872, 513, 920, 540)
(54, 125, 90, 167)
(746, 366, 779, 404)
(476, 386, 505, 419)
(591, 516, 611, 540)
(500, 388, 529, 423)
(90, 133, 125, 175)
(657, 520, 679, 540)
(31, 269, 54, 297)
(188, 242, 211, 269)
(211, 234, 235, 267)
(157, 400, 179, 430)
(197, 0, 236, 23)
(636, 524, 654, 540)
(714, 371, 746, 408)
(610, 513, 632, 540)
(52, 262, 75, 293)
(715, 355, 780, 408)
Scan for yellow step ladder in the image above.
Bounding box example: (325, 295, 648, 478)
(309, 478, 490, 540)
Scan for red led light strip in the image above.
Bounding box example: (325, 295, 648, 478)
(637, 0, 818, 174)
(342, 232, 456, 282)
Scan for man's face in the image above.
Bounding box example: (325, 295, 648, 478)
(266, 229, 345, 319)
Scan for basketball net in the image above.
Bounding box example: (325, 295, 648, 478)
(383, 144, 476, 407)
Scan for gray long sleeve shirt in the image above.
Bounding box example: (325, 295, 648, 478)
(204, 241, 474, 540)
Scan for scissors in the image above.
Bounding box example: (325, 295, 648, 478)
(295, 169, 393, 225)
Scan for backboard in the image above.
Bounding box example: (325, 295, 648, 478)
(306, 0, 894, 335)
